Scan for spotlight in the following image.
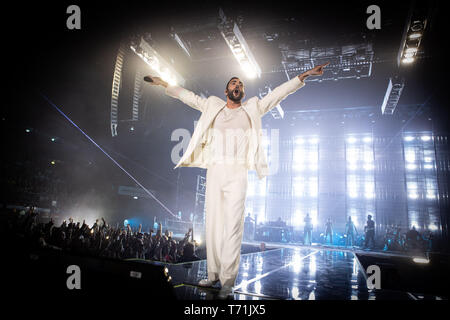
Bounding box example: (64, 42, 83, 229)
(426, 193, 436, 199)
(408, 33, 422, 40)
(51, 138, 56, 142)
(219, 9, 261, 79)
(363, 137, 372, 143)
(51, 161, 56, 165)
(424, 164, 433, 170)
(133, 196, 138, 200)
(421, 136, 431, 141)
(408, 192, 418, 199)
(349, 192, 358, 199)
(347, 137, 357, 144)
(404, 136, 415, 141)
(412, 257, 429, 264)
(406, 164, 417, 170)
(25, 129, 31, 133)
(402, 57, 415, 64)
(405, 47, 418, 54)
(130, 37, 185, 86)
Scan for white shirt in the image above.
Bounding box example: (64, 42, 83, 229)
(209, 105, 251, 165)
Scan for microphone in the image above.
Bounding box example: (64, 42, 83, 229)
(143, 76, 153, 83)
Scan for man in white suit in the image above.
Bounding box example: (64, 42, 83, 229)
(145, 62, 328, 298)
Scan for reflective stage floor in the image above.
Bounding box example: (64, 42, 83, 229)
(147, 243, 445, 300)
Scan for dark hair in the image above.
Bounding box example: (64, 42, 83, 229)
(226, 77, 239, 91)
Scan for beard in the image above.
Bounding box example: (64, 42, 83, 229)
(227, 88, 244, 103)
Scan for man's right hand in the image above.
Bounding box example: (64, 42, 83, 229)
(144, 75, 168, 88)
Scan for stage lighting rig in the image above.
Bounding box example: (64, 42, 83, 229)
(130, 37, 185, 87)
(218, 8, 261, 79)
(397, 1, 432, 66)
(170, 31, 192, 58)
(279, 43, 374, 82)
(381, 76, 405, 115)
(110, 45, 125, 137)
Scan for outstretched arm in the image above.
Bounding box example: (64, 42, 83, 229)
(143, 75, 208, 113)
(258, 62, 329, 116)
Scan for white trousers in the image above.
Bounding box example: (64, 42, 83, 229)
(205, 163, 248, 287)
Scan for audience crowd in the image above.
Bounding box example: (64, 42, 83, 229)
(2, 206, 201, 263)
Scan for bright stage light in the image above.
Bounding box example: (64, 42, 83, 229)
(363, 137, 372, 143)
(295, 137, 305, 145)
(428, 224, 438, 231)
(405, 151, 415, 163)
(133, 196, 138, 200)
(309, 138, 319, 144)
(421, 136, 431, 141)
(363, 164, 374, 171)
(219, 11, 261, 79)
(404, 136, 415, 141)
(424, 164, 433, 170)
(51, 138, 56, 142)
(409, 33, 422, 40)
(426, 192, 436, 199)
(349, 192, 358, 198)
(51, 161, 55, 165)
(293, 210, 303, 227)
(124, 219, 129, 226)
(130, 37, 185, 87)
(424, 157, 432, 163)
(348, 164, 357, 171)
(405, 47, 418, 54)
(347, 137, 357, 144)
(402, 57, 415, 64)
(408, 192, 418, 199)
(365, 192, 374, 199)
(240, 60, 257, 79)
(412, 257, 429, 264)
(406, 164, 417, 170)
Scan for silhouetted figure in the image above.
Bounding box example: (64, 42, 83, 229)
(345, 216, 357, 247)
(364, 215, 375, 249)
(304, 213, 313, 245)
(324, 217, 333, 244)
(244, 213, 255, 240)
(406, 226, 421, 251)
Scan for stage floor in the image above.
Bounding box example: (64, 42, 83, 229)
(143, 243, 437, 300)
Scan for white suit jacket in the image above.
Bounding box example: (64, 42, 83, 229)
(165, 76, 306, 179)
